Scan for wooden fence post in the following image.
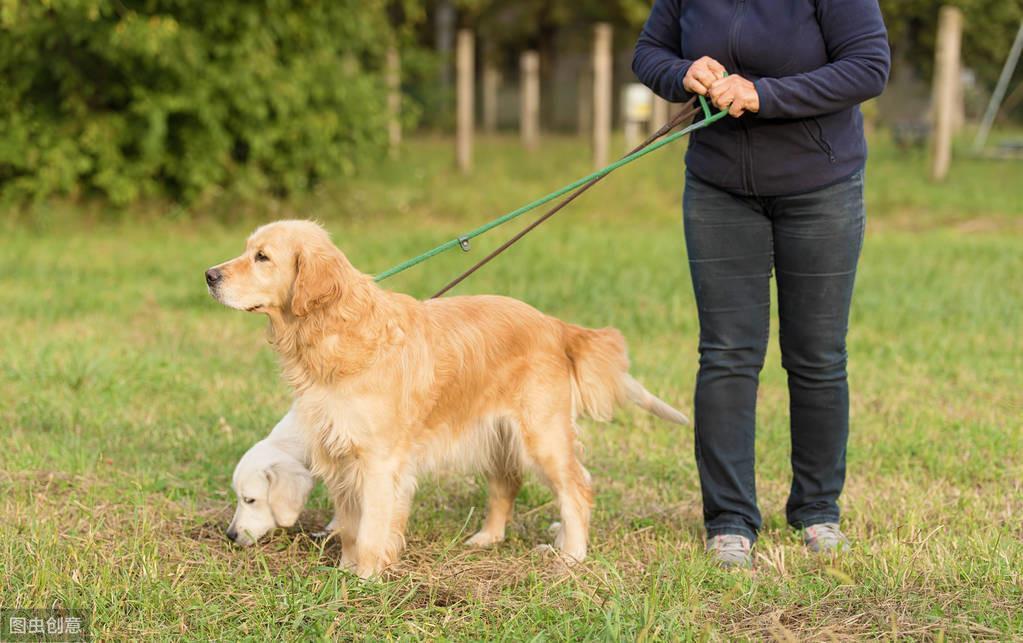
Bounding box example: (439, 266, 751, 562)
(520, 50, 540, 150)
(592, 23, 613, 169)
(930, 6, 962, 182)
(386, 46, 401, 159)
(456, 29, 474, 173)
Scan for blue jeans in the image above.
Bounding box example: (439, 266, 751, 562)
(683, 169, 866, 542)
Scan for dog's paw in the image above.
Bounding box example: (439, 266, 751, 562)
(532, 543, 581, 572)
(339, 552, 358, 572)
(464, 530, 504, 548)
(354, 560, 386, 580)
(533, 543, 585, 569)
(534, 528, 586, 567)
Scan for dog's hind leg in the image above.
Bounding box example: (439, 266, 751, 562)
(466, 423, 522, 547)
(521, 410, 593, 563)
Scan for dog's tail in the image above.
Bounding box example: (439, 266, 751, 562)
(622, 374, 690, 425)
(563, 324, 689, 425)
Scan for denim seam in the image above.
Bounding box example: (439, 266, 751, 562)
(789, 514, 840, 529)
(707, 524, 757, 543)
(775, 268, 857, 278)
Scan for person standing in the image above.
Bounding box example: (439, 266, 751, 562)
(632, 0, 890, 567)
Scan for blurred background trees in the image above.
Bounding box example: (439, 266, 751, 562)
(1, 0, 1020, 207)
(880, 0, 1022, 89)
(0, 0, 423, 204)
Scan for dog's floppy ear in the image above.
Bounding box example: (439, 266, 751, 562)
(291, 246, 348, 317)
(266, 461, 314, 528)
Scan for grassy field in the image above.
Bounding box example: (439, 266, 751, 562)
(2, 133, 1022, 640)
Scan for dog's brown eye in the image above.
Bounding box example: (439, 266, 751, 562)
(244, 497, 256, 504)
(255, 251, 269, 263)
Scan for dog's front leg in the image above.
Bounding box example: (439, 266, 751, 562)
(331, 493, 361, 572)
(353, 459, 406, 579)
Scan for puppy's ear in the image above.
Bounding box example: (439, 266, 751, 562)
(266, 461, 314, 528)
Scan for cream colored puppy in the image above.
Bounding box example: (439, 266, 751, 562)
(207, 220, 688, 577)
(227, 408, 321, 546)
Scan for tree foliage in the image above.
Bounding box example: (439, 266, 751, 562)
(880, 0, 1023, 91)
(455, 0, 650, 49)
(454, 0, 1021, 99)
(0, 0, 421, 205)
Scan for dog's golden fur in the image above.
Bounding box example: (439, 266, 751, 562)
(208, 220, 687, 577)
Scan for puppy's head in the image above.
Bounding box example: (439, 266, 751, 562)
(206, 220, 355, 317)
(227, 442, 314, 546)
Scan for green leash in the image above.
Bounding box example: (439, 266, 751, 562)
(374, 94, 729, 284)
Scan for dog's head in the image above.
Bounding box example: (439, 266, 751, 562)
(205, 220, 357, 317)
(226, 442, 314, 546)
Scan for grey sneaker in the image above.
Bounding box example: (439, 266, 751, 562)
(706, 534, 753, 568)
(803, 522, 850, 553)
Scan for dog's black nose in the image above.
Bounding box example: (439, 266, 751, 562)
(205, 268, 222, 287)
(226, 528, 237, 541)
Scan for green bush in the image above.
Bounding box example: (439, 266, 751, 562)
(0, 0, 414, 205)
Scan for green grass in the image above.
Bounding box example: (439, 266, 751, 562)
(2, 133, 1022, 640)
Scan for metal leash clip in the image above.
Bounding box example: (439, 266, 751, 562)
(457, 236, 471, 252)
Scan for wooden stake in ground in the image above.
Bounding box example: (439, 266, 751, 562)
(520, 51, 540, 150)
(386, 46, 401, 159)
(930, 6, 962, 182)
(483, 61, 500, 133)
(456, 29, 474, 173)
(593, 23, 613, 169)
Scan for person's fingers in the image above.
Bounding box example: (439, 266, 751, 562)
(709, 76, 734, 93)
(712, 90, 733, 111)
(694, 68, 718, 91)
(728, 101, 745, 118)
(705, 57, 727, 77)
(683, 74, 708, 95)
(708, 79, 732, 102)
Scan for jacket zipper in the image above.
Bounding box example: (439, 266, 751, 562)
(802, 118, 837, 162)
(728, 0, 754, 195)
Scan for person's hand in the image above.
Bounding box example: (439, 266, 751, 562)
(708, 75, 760, 118)
(682, 56, 727, 96)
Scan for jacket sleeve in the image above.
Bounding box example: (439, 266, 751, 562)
(632, 0, 693, 102)
(754, 0, 891, 119)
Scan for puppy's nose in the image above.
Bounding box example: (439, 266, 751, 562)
(226, 527, 238, 541)
(205, 268, 222, 287)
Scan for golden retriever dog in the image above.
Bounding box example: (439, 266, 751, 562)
(206, 220, 688, 578)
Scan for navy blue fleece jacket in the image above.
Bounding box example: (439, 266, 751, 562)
(632, 0, 890, 196)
